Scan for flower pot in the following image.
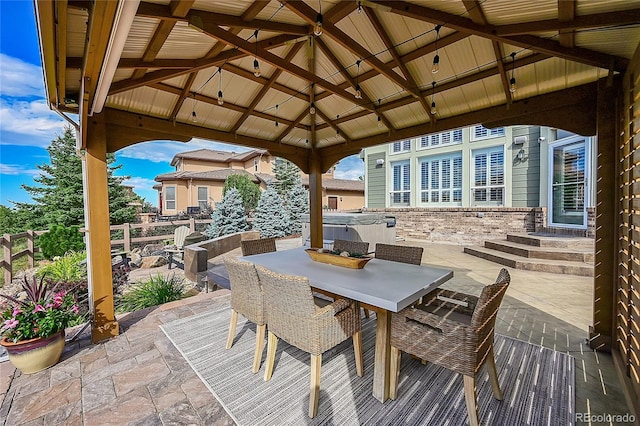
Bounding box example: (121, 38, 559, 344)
(0, 331, 65, 374)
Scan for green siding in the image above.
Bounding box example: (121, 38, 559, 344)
(367, 153, 386, 207)
(511, 126, 540, 207)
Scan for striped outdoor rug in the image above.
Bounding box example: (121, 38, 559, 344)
(161, 304, 574, 426)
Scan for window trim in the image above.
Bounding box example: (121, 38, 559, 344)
(418, 129, 463, 150)
(389, 160, 411, 206)
(470, 125, 505, 142)
(417, 152, 463, 207)
(165, 186, 177, 211)
(470, 145, 505, 206)
(197, 186, 208, 209)
(390, 139, 411, 155)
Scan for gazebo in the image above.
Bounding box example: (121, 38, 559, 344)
(34, 0, 640, 411)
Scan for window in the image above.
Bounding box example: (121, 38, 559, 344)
(392, 139, 411, 153)
(391, 161, 410, 205)
(420, 129, 463, 148)
(165, 186, 176, 210)
(419, 153, 462, 205)
(197, 187, 208, 209)
(472, 125, 505, 140)
(472, 147, 504, 205)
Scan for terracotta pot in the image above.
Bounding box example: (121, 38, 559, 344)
(0, 331, 65, 374)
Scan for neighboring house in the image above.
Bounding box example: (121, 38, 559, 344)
(154, 148, 364, 215)
(363, 125, 595, 242)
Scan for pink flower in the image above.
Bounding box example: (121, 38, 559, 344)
(3, 318, 18, 329)
(12, 307, 20, 317)
(53, 295, 63, 308)
(33, 304, 46, 313)
(72, 305, 79, 314)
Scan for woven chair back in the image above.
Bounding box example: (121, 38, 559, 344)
(224, 258, 265, 326)
(332, 239, 370, 256)
(241, 237, 277, 256)
(374, 243, 423, 265)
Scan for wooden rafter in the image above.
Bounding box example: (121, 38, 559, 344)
(324, 2, 357, 23)
(558, 0, 576, 48)
(284, 1, 421, 99)
(462, 0, 512, 105)
(108, 34, 296, 95)
(364, 7, 434, 121)
(276, 108, 308, 143)
(375, 1, 629, 72)
(316, 108, 352, 144)
(223, 63, 308, 101)
(315, 38, 395, 130)
(230, 43, 303, 134)
(136, 1, 308, 36)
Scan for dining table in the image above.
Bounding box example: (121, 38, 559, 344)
(239, 247, 454, 403)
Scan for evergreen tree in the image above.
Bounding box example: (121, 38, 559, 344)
(204, 188, 249, 238)
(272, 157, 300, 197)
(254, 185, 290, 238)
(14, 126, 139, 228)
(285, 182, 309, 235)
(223, 174, 261, 212)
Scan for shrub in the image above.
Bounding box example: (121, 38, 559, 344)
(254, 185, 290, 238)
(223, 174, 261, 212)
(39, 225, 85, 260)
(36, 251, 87, 282)
(116, 274, 185, 313)
(204, 188, 249, 238)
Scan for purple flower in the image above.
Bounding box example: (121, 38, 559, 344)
(33, 304, 46, 313)
(72, 305, 79, 314)
(3, 318, 18, 329)
(53, 295, 63, 308)
(12, 307, 20, 317)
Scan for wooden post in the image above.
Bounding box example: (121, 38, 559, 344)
(123, 223, 131, 252)
(3, 234, 11, 284)
(189, 217, 196, 232)
(84, 114, 119, 343)
(27, 230, 35, 269)
(308, 153, 323, 248)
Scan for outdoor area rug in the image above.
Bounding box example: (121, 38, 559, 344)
(161, 303, 574, 426)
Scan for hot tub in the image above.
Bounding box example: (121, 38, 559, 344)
(302, 212, 396, 249)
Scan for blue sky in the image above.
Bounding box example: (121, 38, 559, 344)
(0, 1, 364, 208)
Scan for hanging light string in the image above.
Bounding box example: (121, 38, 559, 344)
(253, 30, 261, 77)
(354, 60, 362, 99)
(430, 81, 437, 115)
(217, 67, 224, 105)
(314, 0, 323, 36)
(191, 92, 197, 122)
(432, 25, 441, 74)
(509, 52, 517, 93)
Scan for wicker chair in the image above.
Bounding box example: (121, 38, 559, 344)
(389, 268, 511, 426)
(332, 239, 370, 256)
(256, 265, 363, 418)
(224, 258, 266, 374)
(374, 243, 423, 265)
(241, 237, 277, 256)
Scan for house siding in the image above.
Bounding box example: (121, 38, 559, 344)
(367, 152, 386, 208)
(511, 126, 541, 207)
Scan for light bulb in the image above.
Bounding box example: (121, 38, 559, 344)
(355, 84, 362, 99)
(217, 90, 224, 106)
(431, 101, 436, 115)
(275, 120, 279, 127)
(310, 103, 316, 115)
(314, 14, 323, 36)
(377, 116, 383, 127)
(253, 59, 261, 77)
(431, 54, 440, 73)
(509, 77, 517, 93)
(357, 1, 362, 13)
(191, 110, 197, 123)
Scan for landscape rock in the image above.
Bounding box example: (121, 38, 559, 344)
(140, 256, 168, 269)
(141, 244, 165, 257)
(129, 252, 142, 268)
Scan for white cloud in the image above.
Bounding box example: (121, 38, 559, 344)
(121, 176, 158, 192)
(334, 168, 363, 180)
(117, 138, 252, 163)
(0, 163, 41, 177)
(0, 99, 66, 145)
(0, 54, 44, 98)
(334, 155, 364, 180)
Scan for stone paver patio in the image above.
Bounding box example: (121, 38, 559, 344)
(0, 240, 632, 425)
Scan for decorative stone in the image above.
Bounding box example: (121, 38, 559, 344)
(141, 244, 165, 257)
(140, 256, 168, 269)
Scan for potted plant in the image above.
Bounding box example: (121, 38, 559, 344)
(0, 275, 81, 374)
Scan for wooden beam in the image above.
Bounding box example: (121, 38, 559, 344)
(285, 1, 420, 99)
(316, 108, 352, 144)
(558, 0, 576, 48)
(325, 1, 357, 23)
(276, 108, 309, 144)
(375, 1, 628, 72)
(196, 24, 375, 111)
(168, 73, 196, 121)
(136, 1, 309, 36)
(108, 34, 297, 95)
(223, 63, 309, 101)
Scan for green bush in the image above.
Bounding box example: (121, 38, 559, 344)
(36, 251, 87, 282)
(39, 225, 85, 259)
(116, 274, 185, 313)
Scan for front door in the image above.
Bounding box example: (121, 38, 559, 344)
(549, 136, 589, 228)
(328, 196, 338, 210)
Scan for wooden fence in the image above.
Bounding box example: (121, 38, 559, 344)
(1, 218, 212, 284)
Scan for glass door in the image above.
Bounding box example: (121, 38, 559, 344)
(549, 137, 588, 228)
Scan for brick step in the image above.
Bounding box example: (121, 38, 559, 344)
(506, 233, 594, 249)
(463, 246, 594, 276)
(485, 240, 594, 262)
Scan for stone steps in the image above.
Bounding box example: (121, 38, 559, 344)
(464, 233, 594, 276)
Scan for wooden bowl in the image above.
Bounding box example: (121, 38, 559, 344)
(305, 249, 372, 269)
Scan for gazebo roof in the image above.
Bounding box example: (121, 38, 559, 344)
(36, 0, 640, 169)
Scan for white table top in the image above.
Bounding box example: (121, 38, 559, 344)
(240, 248, 453, 312)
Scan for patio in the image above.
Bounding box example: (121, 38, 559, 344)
(0, 240, 630, 425)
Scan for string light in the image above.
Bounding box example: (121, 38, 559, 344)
(354, 60, 362, 99)
(190, 92, 197, 122)
(310, 102, 316, 115)
(253, 30, 261, 77)
(432, 25, 441, 74)
(217, 67, 224, 105)
(509, 52, 517, 93)
(430, 81, 437, 115)
(275, 104, 279, 127)
(357, 1, 363, 14)
(377, 99, 383, 127)
(314, 1, 323, 36)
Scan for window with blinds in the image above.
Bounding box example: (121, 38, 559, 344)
(197, 187, 208, 210)
(472, 148, 504, 205)
(391, 161, 410, 205)
(165, 186, 176, 210)
(472, 125, 505, 140)
(419, 153, 462, 205)
(419, 129, 463, 148)
(392, 140, 411, 153)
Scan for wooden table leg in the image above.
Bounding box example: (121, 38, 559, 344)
(372, 308, 391, 403)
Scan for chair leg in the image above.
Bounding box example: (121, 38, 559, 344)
(353, 331, 364, 377)
(363, 308, 370, 319)
(225, 309, 238, 349)
(264, 331, 278, 381)
(309, 354, 322, 418)
(389, 346, 401, 400)
(252, 324, 266, 373)
(463, 375, 480, 426)
(486, 347, 503, 400)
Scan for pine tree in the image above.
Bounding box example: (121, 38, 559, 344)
(285, 182, 309, 235)
(254, 185, 291, 238)
(14, 126, 139, 228)
(272, 157, 300, 197)
(204, 188, 249, 238)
